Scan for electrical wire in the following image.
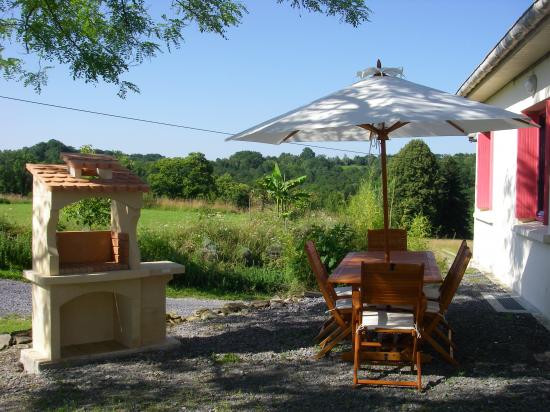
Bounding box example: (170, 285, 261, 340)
(0, 94, 372, 155)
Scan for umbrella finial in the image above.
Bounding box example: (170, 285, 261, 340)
(357, 62, 404, 80)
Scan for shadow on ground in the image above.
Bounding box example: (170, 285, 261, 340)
(1, 272, 549, 411)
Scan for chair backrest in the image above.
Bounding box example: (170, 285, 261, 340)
(304, 240, 337, 309)
(438, 244, 472, 312)
(367, 229, 408, 252)
(361, 262, 424, 318)
(445, 240, 467, 281)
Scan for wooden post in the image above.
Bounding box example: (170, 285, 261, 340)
(379, 133, 391, 262)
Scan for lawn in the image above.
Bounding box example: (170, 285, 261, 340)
(0, 202, 32, 227)
(0, 315, 31, 334)
(0, 202, 247, 231)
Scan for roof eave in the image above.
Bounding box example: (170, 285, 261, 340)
(457, 0, 550, 99)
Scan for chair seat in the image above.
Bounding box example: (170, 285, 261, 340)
(423, 284, 440, 300)
(332, 299, 381, 311)
(427, 300, 440, 313)
(385, 300, 440, 314)
(335, 286, 352, 298)
(358, 310, 415, 331)
(335, 298, 352, 310)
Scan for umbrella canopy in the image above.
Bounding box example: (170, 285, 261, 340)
(227, 63, 536, 261)
(228, 73, 533, 144)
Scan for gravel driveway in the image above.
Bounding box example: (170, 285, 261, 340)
(0, 279, 31, 317)
(1, 271, 550, 411)
(0, 279, 231, 318)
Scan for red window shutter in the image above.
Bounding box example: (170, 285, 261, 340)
(476, 132, 492, 210)
(516, 113, 540, 220)
(544, 100, 550, 225)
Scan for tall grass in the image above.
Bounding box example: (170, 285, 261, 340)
(0, 198, 432, 297)
(143, 195, 240, 213)
(0, 216, 32, 272)
(0, 194, 31, 204)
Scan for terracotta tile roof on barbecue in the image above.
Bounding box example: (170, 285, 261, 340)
(26, 161, 149, 193)
(60, 152, 120, 170)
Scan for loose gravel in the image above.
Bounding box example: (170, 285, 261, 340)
(166, 297, 231, 318)
(1, 272, 550, 411)
(0, 280, 31, 317)
(0, 279, 231, 319)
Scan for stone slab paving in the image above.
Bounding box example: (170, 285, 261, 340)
(1, 272, 550, 411)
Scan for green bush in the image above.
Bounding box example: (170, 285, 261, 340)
(345, 179, 385, 249)
(406, 214, 432, 251)
(288, 223, 356, 290)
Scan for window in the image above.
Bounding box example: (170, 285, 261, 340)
(516, 99, 549, 224)
(476, 131, 492, 210)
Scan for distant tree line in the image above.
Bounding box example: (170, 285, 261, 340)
(0, 139, 475, 238)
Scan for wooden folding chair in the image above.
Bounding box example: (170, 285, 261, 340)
(367, 229, 408, 251)
(423, 240, 468, 301)
(304, 241, 352, 359)
(353, 262, 425, 391)
(422, 244, 472, 366)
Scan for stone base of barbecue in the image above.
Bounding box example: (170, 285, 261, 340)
(20, 261, 184, 374)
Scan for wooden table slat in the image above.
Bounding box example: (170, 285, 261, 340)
(328, 251, 442, 285)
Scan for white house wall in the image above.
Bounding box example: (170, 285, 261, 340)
(473, 56, 550, 319)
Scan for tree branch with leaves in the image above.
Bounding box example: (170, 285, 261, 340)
(0, 0, 371, 97)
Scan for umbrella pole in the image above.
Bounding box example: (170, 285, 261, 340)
(378, 133, 391, 262)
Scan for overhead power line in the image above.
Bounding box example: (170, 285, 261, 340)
(286, 142, 371, 156)
(0, 95, 231, 135)
(0, 94, 372, 155)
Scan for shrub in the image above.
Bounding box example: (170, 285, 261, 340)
(63, 197, 111, 229)
(289, 223, 356, 290)
(406, 214, 432, 251)
(345, 179, 385, 249)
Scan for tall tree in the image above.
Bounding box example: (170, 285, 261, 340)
(149, 152, 215, 199)
(438, 155, 473, 238)
(389, 139, 443, 231)
(0, 1, 371, 96)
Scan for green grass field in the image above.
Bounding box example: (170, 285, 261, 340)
(0, 203, 247, 231)
(0, 202, 32, 227)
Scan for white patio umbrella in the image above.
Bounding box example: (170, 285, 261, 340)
(227, 61, 536, 261)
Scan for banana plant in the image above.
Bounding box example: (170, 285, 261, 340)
(259, 163, 307, 216)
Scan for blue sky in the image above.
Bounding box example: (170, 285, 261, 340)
(0, 0, 532, 159)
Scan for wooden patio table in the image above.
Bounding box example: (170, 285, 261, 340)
(327, 250, 442, 362)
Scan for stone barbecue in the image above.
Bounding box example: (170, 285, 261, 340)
(20, 153, 184, 373)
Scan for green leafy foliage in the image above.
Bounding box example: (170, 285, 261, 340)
(258, 162, 308, 216)
(63, 197, 111, 229)
(406, 214, 432, 251)
(289, 222, 355, 289)
(215, 173, 250, 208)
(0, 140, 476, 238)
(345, 176, 385, 249)
(149, 153, 215, 199)
(390, 139, 443, 229)
(438, 155, 474, 238)
(0, 0, 371, 96)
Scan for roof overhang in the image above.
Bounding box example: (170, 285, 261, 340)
(457, 0, 550, 102)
